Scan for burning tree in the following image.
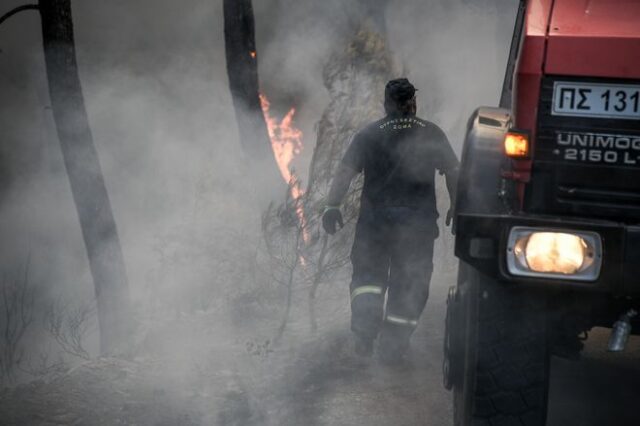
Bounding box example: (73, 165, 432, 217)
(0, 1, 132, 355)
(261, 14, 396, 334)
(223, 0, 285, 203)
(258, 93, 308, 339)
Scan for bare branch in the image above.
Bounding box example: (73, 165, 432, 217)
(0, 4, 39, 28)
(44, 298, 94, 360)
(0, 261, 36, 383)
(18, 349, 68, 379)
(308, 235, 329, 332)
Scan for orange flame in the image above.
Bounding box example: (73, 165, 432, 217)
(260, 94, 309, 243)
(260, 94, 303, 185)
(250, 51, 256, 59)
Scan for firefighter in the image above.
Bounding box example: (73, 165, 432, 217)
(322, 78, 459, 362)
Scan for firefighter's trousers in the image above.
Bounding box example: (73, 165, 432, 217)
(349, 207, 437, 350)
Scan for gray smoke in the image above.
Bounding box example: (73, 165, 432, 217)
(0, 0, 519, 423)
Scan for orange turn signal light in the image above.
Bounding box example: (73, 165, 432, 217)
(504, 131, 529, 158)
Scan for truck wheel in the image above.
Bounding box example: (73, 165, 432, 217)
(450, 262, 550, 426)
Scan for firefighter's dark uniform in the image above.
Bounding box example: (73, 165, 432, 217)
(342, 115, 458, 356)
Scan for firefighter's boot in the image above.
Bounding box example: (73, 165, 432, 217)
(377, 318, 416, 364)
(354, 333, 374, 357)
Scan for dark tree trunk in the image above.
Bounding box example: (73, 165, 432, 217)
(223, 0, 283, 201)
(38, 0, 132, 355)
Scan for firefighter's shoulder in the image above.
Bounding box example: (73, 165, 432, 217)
(347, 121, 380, 149)
(413, 116, 436, 129)
(415, 117, 448, 139)
(353, 119, 386, 139)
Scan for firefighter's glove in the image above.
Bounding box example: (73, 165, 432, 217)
(446, 209, 457, 235)
(322, 206, 343, 235)
(445, 208, 453, 227)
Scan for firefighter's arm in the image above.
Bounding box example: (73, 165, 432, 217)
(326, 164, 358, 207)
(323, 164, 358, 234)
(444, 166, 459, 227)
(322, 132, 364, 234)
(436, 129, 460, 227)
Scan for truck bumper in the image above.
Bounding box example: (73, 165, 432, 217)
(455, 213, 640, 296)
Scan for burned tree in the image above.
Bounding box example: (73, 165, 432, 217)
(0, 0, 132, 355)
(40, 0, 133, 356)
(223, 0, 283, 200)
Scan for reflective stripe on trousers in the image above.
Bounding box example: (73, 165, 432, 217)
(385, 313, 419, 327)
(350, 285, 384, 303)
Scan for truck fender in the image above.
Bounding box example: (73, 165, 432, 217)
(455, 107, 511, 216)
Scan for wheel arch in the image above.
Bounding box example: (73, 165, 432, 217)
(455, 107, 512, 217)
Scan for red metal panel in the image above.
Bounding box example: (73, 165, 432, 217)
(550, 0, 640, 38)
(526, 0, 554, 35)
(513, 0, 554, 132)
(546, 0, 640, 79)
(511, 0, 555, 189)
(546, 37, 640, 79)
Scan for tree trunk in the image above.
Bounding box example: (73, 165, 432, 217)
(223, 0, 283, 202)
(38, 0, 132, 356)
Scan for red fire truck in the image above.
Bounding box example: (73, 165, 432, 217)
(443, 1, 640, 425)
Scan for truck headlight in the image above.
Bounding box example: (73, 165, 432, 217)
(506, 227, 602, 281)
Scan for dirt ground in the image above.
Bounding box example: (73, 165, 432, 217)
(1, 236, 639, 426)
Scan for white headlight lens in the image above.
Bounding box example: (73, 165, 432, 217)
(507, 228, 602, 281)
(522, 232, 585, 274)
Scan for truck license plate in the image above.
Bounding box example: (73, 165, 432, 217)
(552, 82, 640, 120)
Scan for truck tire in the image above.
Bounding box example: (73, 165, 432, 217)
(451, 262, 550, 426)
